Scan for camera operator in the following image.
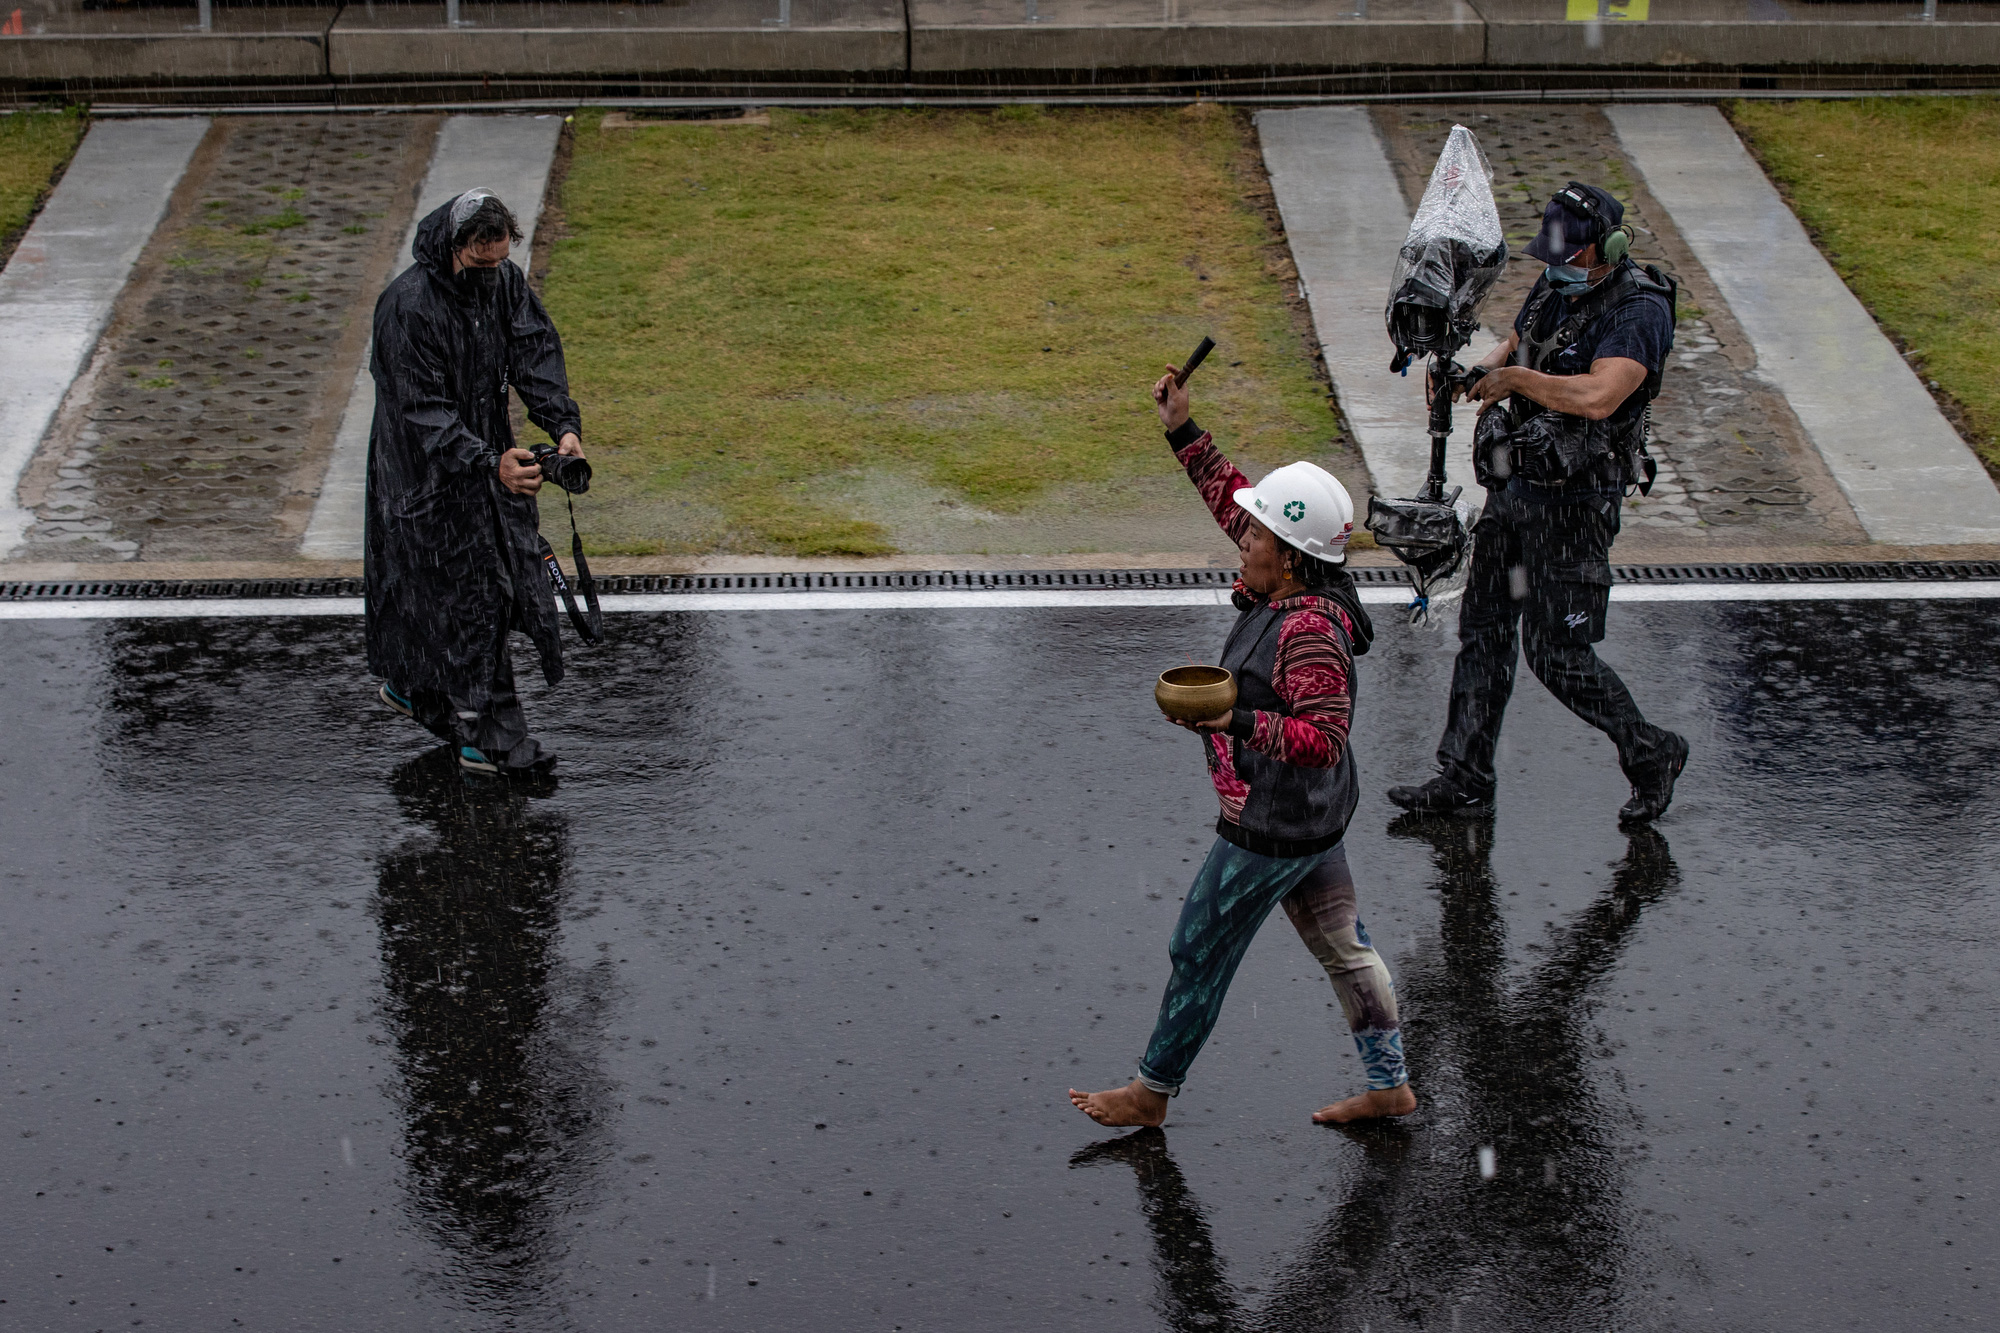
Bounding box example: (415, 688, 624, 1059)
(1388, 182, 1689, 823)
(364, 188, 585, 778)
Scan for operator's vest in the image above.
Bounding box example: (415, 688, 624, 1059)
(1478, 260, 1677, 493)
(1215, 597, 1358, 858)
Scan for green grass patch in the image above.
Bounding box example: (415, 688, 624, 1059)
(541, 106, 1338, 557)
(1730, 96, 2000, 471)
(0, 107, 88, 267)
(241, 206, 307, 236)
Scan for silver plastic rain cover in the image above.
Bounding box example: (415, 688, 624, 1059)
(1385, 125, 1507, 362)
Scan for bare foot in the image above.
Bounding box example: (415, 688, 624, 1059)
(1069, 1080, 1170, 1127)
(1311, 1084, 1417, 1124)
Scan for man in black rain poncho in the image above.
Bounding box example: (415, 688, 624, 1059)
(366, 188, 583, 778)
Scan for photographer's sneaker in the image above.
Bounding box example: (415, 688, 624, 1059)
(379, 684, 416, 720)
(458, 746, 500, 776)
(1619, 733, 1690, 824)
(1386, 775, 1492, 815)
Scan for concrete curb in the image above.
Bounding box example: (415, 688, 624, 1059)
(0, 117, 208, 556)
(1608, 103, 2000, 546)
(299, 113, 567, 561)
(19, 539, 2000, 584)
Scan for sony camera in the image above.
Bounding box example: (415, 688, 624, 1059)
(527, 442, 591, 495)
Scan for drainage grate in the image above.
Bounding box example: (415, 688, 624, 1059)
(1, 577, 369, 601)
(4, 561, 1998, 602)
(1611, 561, 2000, 584)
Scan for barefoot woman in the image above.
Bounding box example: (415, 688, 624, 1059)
(1069, 368, 1415, 1128)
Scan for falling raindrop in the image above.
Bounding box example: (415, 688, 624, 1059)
(340, 1136, 355, 1168)
(1477, 1145, 1497, 1180)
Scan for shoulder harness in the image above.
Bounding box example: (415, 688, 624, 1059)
(1518, 260, 1678, 404)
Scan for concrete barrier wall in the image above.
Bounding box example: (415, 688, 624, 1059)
(327, 0, 906, 79)
(0, 34, 329, 83)
(327, 27, 908, 79)
(910, 21, 1488, 72)
(7, 0, 2000, 88)
(1484, 18, 2000, 68)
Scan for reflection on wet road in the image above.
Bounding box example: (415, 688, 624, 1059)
(378, 750, 611, 1325)
(1, 602, 1995, 1331)
(1074, 821, 1684, 1331)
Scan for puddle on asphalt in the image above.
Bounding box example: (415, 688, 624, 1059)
(2, 602, 1995, 1330)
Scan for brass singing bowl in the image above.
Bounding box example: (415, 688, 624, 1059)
(1155, 665, 1237, 723)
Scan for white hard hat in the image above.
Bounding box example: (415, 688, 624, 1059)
(1233, 461, 1356, 564)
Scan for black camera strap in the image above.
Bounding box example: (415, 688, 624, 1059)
(540, 489, 603, 645)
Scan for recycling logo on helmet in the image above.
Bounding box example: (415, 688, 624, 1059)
(1229, 460, 1357, 564)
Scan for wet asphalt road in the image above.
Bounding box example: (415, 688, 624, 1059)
(2, 600, 1995, 1332)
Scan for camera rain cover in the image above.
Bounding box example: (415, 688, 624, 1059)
(1385, 125, 1507, 360)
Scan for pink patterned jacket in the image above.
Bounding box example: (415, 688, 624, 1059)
(1174, 429, 1357, 829)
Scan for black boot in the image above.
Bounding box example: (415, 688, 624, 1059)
(1386, 775, 1493, 816)
(1618, 732, 1689, 824)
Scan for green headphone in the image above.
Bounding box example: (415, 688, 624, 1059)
(1552, 181, 1633, 265)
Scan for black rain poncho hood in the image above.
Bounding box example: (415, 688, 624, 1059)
(364, 197, 582, 701)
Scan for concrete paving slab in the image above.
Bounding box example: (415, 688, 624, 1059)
(1257, 106, 1483, 507)
(14, 115, 441, 563)
(1478, 0, 2000, 69)
(1608, 103, 2000, 545)
(326, 0, 906, 79)
(301, 113, 565, 561)
(911, 0, 1486, 71)
(0, 117, 206, 556)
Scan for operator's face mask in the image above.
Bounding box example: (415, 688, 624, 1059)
(455, 263, 502, 293)
(1526, 184, 1620, 297)
(1544, 263, 1595, 296)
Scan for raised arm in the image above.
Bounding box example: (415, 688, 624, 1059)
(1153, 367, 1253, 545)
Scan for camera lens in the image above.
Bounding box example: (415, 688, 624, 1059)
(529, 445, 591, 495)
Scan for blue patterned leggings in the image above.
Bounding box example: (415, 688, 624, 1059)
(1136, 837, 1406, 1095)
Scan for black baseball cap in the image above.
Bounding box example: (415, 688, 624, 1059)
(1524, 182, 1624, 264)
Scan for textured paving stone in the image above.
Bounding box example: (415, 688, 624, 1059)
(20, 115, 436, 561)
(1370, 104, 1867, 548)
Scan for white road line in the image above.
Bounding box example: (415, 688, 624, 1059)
(299, 114, 568, 561)
(1608, 105, 2000, 546)
(3, 582, 1997, 620)
(0, 118, 211, 556)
